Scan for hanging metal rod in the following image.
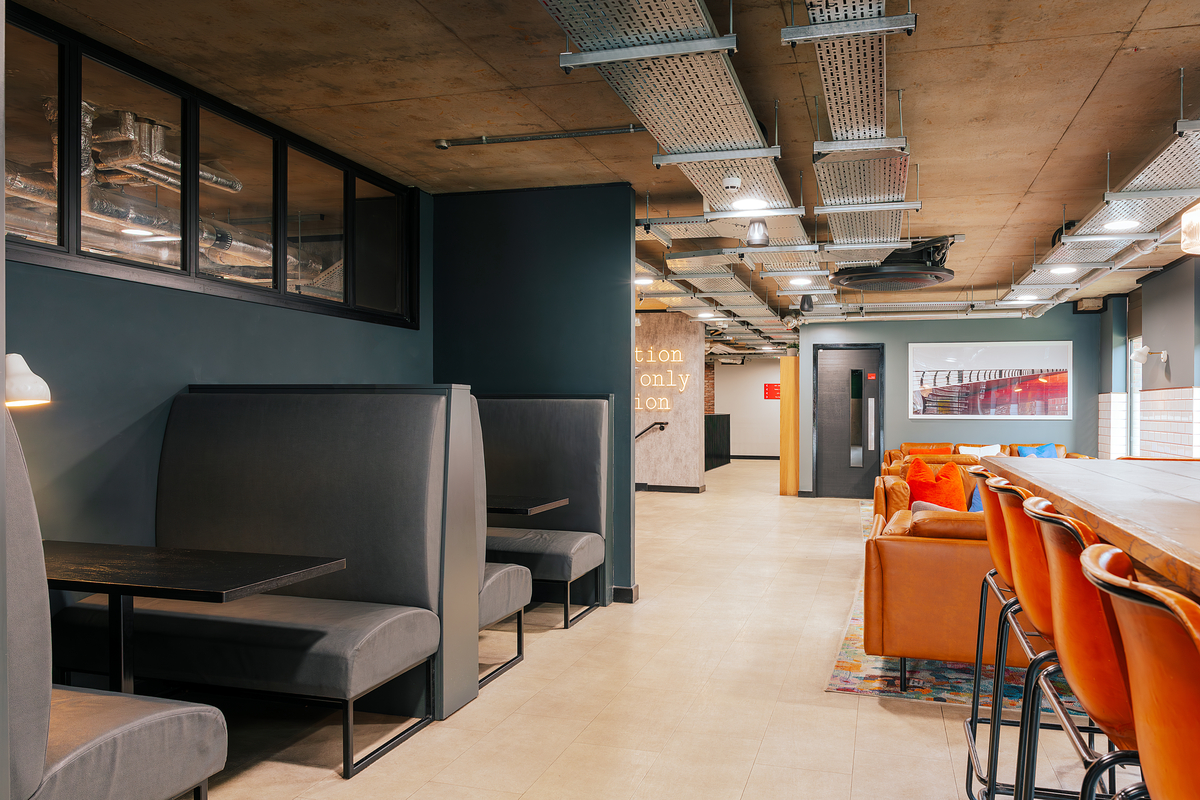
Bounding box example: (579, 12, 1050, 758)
(434, 124, 646, 149)
(560, 36, 737, 73)
(781, 13, 916, 45)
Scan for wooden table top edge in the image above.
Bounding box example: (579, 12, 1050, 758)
(980, 455, 1200, 598)
(486, 496, 570, 515)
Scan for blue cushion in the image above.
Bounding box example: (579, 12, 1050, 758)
(968, 486, 984, 513)
(1018, 443, 1059, 458)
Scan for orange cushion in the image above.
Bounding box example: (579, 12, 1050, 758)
(905, 458, 967, 512)
(908, 447, 952, 455)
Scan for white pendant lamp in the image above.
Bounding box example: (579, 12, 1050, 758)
(5, 354, 52, 407)
(746, 218, 769, 247)
(1182, 204, 1200, 255)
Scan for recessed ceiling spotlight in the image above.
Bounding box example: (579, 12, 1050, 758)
(1017, 294, 1037, 301)
(731, 198, 768, 211)
(1049, 266, 1077, 275)
(1103, 219, 1139, 231)
(698, 312, 715, 318)
(634, 277, 654, 285)
(760, 346, 776, 351)
(789, 276, 812, 286)
(121, 228, 154, 236)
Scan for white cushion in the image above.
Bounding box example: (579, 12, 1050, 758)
(958, 444, 1002, 456)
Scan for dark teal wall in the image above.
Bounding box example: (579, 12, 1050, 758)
(1099, 297, 1127, 394)
(7, 193, 435, 546)
(795, 305, 1101, 491)
(431, 183, 636, 589)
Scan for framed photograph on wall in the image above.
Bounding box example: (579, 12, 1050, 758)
(909, 341, 1072, 420)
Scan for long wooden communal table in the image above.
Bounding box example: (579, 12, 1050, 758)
(981, 456, 1200, 596)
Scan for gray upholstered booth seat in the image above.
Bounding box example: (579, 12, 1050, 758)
(7, 410, 226, 800)
(479, 563, 532, 630)
(476, 397, 611, 628)
(33, 687, 227, 800)
(54, 594, 440, 700)
(52, 390, 470, 779)
(485, 529, 604, 583)
(470, 396, 531, 686)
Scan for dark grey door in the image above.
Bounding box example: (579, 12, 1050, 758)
(816, 346, 883, 498)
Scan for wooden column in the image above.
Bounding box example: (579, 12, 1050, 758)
(779, 356, 800, 495)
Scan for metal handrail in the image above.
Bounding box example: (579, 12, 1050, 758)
(636, 421, 669, 440)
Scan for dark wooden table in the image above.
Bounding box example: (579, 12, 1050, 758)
(981, 456, 1200, 596)
(44, 541, 346, 693)
(485, 495, 569, 515)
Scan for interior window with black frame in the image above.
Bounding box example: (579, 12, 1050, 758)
(354, 178, 403, 314)
(5, 24, 60, 245)
(287, 147, 344, 302)
(80, 57, 183, 269)
(197, 109, 276, 288)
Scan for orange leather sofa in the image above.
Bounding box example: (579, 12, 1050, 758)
(866, 461, 1025, 666)
(882, 442, 1092, 475)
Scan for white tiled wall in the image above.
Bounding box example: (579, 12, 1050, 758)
(1137, 386, 1200, 458)
(1098, 392, 1128, 459)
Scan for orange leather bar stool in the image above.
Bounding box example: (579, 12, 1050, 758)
(983, 477, 1094, 800)
(1024, 499, 1140, 800)
(964, 466, 1027, 800)
(1082, 544, 1200, 800)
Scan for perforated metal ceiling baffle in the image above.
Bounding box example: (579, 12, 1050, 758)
(1011, 129, 1200, 311)
(541, 0, 808, 323)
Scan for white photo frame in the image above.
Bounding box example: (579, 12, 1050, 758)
(908, 341, 1072, 420)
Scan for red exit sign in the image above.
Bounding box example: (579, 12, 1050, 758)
(764, 383, 781, 400)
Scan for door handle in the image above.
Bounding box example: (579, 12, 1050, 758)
(868, 397, 875, 451)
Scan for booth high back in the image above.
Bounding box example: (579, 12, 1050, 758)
(477, 396, 611, 628)
(7, 411, 228, 800)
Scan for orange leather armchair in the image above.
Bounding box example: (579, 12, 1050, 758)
(866, 462, 1024, 666)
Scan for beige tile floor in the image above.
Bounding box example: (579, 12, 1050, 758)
(193, 460, 1137, 800)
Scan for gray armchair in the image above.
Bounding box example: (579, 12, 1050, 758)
(6, 411, 227, 800)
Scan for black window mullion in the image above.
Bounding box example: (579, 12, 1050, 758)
(273, 139, 287, 295)
(181, 95, 199, 277)
(344, 170, 355, 309)
(62, 41, 82, 255)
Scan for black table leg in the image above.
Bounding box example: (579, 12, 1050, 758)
(108, 593, 134, 693)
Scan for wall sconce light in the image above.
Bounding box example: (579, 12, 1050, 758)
(1129, 345, 1167, 364)
(5, 354, 52, 407)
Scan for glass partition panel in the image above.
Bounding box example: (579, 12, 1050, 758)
(849, 369, 863, 467)
(5, 24, 60, 245)
(198, 109, 275, 287)
(287, 147, 344, 302)
(354, 178, 401, 313)
(81, 57, 183, 268)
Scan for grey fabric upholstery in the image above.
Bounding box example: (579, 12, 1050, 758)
(477, 399, 608, 539)
(54, 594, 440, 700)
(479, 563, 533, 629)
(32, 687, 227, 800)
(470, 397, 487, 590)
(7, 411, 226, 800)
(157, 392, 446, 611)
(486, 528, 605, 583)
(6, 413, 53, 800)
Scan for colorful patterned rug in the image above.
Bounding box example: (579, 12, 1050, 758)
(828, 502, 1076, 710)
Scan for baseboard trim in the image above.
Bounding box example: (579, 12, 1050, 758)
(613, 585, 640, 603)
(731, 455, 780, 460)
(636, 483, 705, 493)
(796, 489, 815, 497)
